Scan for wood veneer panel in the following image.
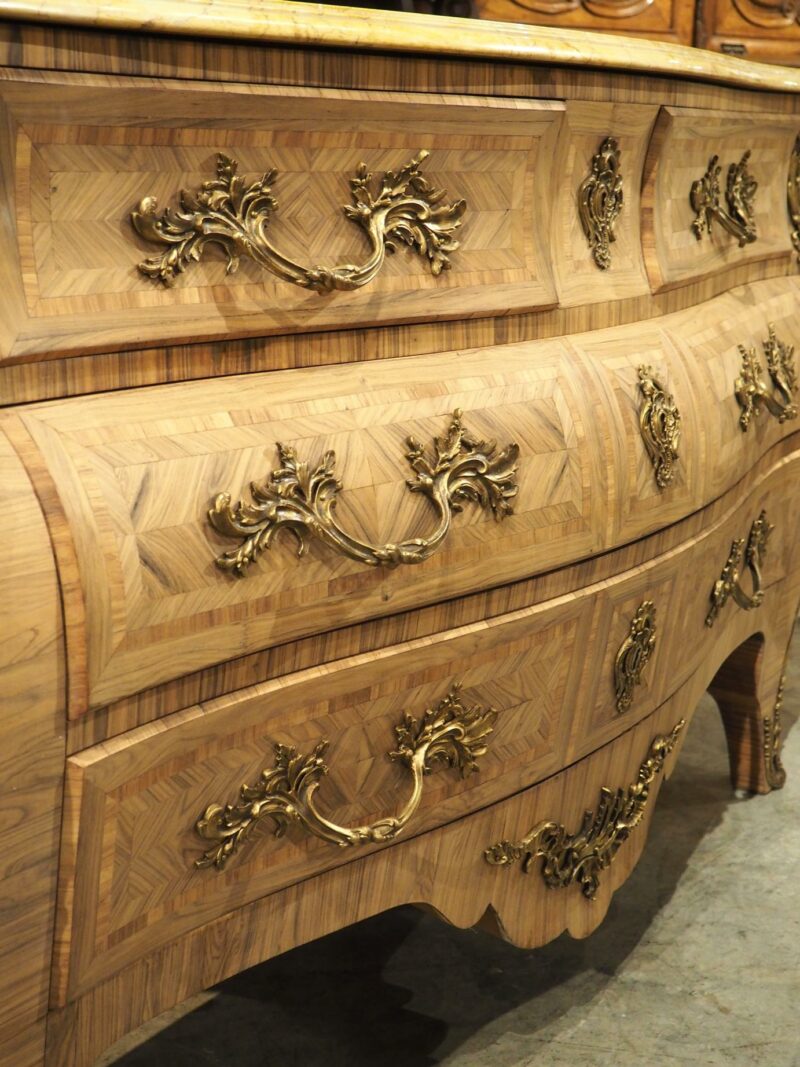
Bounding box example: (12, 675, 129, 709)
(642, 106, 799, 293)
(52, 445, 800, 1003)
(4, 0, 800, 93)
(64, 428, 800, 752)
(0, 431, 65, 1041)
(0, 70, 562, 362)
(12, 275, 800, 715)
(45, 587, 800, 1067)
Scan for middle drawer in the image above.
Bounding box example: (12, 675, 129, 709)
(54, 446, 800, 1003)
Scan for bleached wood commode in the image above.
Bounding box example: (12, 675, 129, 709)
(1, 2, 799, 1064)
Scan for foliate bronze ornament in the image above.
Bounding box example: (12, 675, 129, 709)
(208, 408, 519, 577)
(131, 150, 466, 291)
(636, 366, 681, 489)
(690, 151, 758, 247)
(578, 136, 623, 270)
(788, 136, 800, 261)
(484, 720, 685, 900)
(614, 600, 657, 714)
(735, 324, 798, 431)
(764, 675, 787, 790)
(705, 510, 773, 627)
(194, 684, 497, 870)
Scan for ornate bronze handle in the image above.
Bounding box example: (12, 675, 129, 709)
(208, 408, 519, 576)
(194, 685, 497, 870)
(690, 151, 757, 246)
(578, 136, 623, 271)
(131, 151, 466, 291)
(735, 324, 798, 431)
(705, 510, 773, 627)
(637, 365, 681, 489)
(484, 720, 685, 900)
(614, 600, 657, 714)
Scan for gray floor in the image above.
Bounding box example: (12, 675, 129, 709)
(101, 625, 800, 1067)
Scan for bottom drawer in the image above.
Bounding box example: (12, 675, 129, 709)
(46, 599, 797, 1067)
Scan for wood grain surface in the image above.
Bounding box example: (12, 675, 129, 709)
(5, 275, 797, 714)
(642, 106, 799, 293)
(45, 592, 800, 1067)
(4, 0, 800, 92)
(0, 72, 563, 361)
(51, 445, 800, 1005)
(0, 430, 64, 1051)
(474, 0, 694, 45)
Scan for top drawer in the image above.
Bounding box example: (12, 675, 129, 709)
(0, 71, 562, 361)
(642, 106, 799, 291)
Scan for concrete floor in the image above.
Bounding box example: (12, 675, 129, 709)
(101, 625, 800, 1067)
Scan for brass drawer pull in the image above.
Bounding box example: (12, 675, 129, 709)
(484, 721, 685, 900)
(194, 685, 497, 870)
(637, 365, 681, 489)
(690, 151, 757, 246)
(614, 600, 657, 714)
(705, 510, 773, 627)
(735, 324, 798, 431)
(132, 150, 466, 291)
(209, 408, 519, 577)
(578, 136, 623, 271)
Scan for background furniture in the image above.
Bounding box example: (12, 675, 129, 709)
(0, 4, 798, 1066)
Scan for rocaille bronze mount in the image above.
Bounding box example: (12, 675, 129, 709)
(637, 365, 681, 489)
(764, 674, 788, 791)
(131, 150, 466, 291)
(194, 684, 497, 870)
(614, 600, 657, 714)
(705, 510, 773, 627)
(690, 150, 758, 246)
(207, 408, 520, 577)
(484, 721, 685, 900)
(578, 136, 623, 270)
(735, 323, 798, 432)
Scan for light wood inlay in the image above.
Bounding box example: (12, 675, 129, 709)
(642, 107, 800, 293)
(0, 72, 562, 361)
(0, 431, 64, 1044)
(6, 276, 798, 715)
(52, 446, 800, 1004)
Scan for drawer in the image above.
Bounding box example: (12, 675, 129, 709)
(473, 0, 693, 44)
(642, 106, 798, 291)
(0, 69, 562, 362)
(6, 276, 799, 714)
(52, 446, 800, 1001)
(699, 0, 800, 65)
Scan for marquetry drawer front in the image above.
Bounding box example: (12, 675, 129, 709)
(573, 275, 800, 544)
(6, 275, 798, 715)
(642, 107, 798, 291)
(0, 70, 563, 363)
(53, 445, 800, 1001)
(54, 599, 587, 1002)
